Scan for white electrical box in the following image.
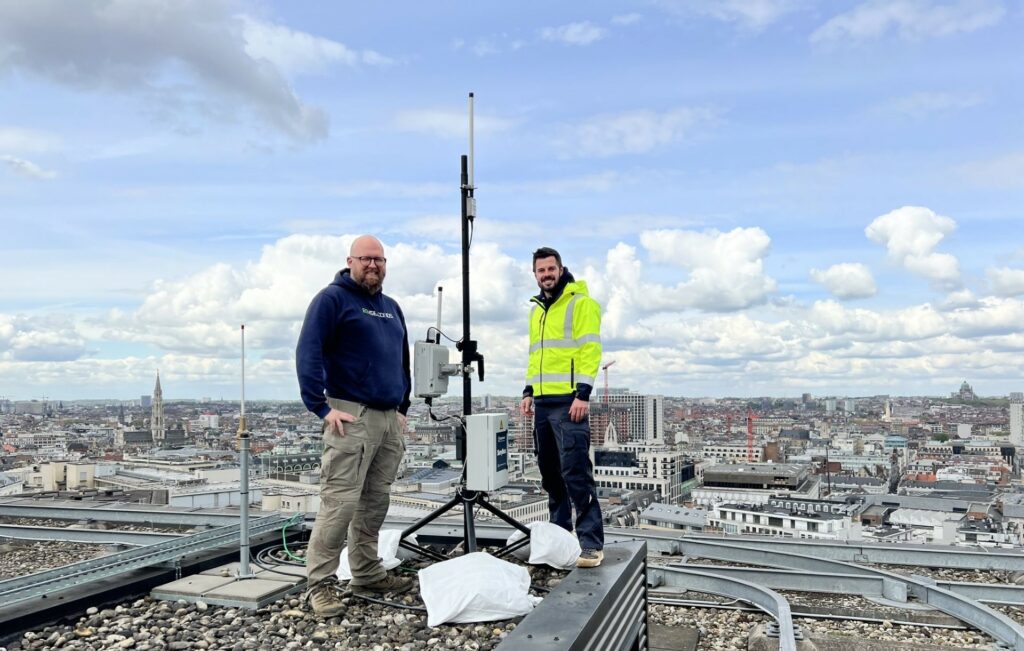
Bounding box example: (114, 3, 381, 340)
(414, 341, 451, 398)
(465, 413, 509, 492)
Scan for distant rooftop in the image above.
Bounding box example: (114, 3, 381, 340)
(718, 502, 846, 520)
(639, 503, 707, 527)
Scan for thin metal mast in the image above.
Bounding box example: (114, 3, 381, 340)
(237, 324, 253, 578)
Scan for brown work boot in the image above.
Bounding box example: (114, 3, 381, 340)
(351, 572, 414, 595)
(577, 548, 604, 568)
(307, 576, 349, 617)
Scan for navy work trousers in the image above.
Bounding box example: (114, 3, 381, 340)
(533, 400, 604, 551)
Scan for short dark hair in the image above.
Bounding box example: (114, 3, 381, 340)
(532, 247, 562, 269)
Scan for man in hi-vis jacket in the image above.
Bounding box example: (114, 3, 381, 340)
(519, 246, 605, 567)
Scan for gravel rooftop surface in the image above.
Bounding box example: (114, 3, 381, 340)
(6, 546, 1017, 650)
(869, 563, 1018, 584)
(1, 553, 569, 651)
(0, 517, 188, 533)
(0, 540, 111, 580)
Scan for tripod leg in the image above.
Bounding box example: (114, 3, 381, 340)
(476, 496, 532, 535)
(463, 496, 477, 553)
(398, 493, 465, 562)
(401, 493, 463, 539)
(493, 534, 531, 560)
(475, 495, 533, 558)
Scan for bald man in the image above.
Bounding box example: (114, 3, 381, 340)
(296, 235, 412, 615)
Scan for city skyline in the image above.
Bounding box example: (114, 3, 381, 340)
(1, 1, 1023, 400)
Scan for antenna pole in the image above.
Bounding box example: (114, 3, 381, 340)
(457, 91, 484, 551)
(237, 324, 254, 578)
(398, 92, 531, 562)
(435, 286, 444, 345)
(467, 92, 474, 188)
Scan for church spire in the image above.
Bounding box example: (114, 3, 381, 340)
(152, 370, 165, 446)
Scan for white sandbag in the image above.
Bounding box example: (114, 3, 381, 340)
(336, 528, 416, 581)
(528, 522, 581, 569)
(504, 521, 581, 569)
(419, 552, 541, 627)
(505, 528, 532, 562)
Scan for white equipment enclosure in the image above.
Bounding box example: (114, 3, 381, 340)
(464, 413, 509, 491)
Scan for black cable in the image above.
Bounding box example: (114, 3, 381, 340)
(250, 555, 307, 578)
(426, 326, 462, 344)
(352, 592, 427, 612)
(428, 405, 465, 426)
(257, 543, 307, 566)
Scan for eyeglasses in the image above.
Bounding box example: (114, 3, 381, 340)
(353, 256, 387, 266)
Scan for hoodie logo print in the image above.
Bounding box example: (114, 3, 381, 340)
(362, 307, 394, 319)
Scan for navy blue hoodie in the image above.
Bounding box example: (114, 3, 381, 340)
(296, 269, 411, 419)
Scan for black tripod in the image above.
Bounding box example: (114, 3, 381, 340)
(400, 104, 532, 561)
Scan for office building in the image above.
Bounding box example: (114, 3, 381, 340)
(592, 391, 664, 444)
(1010, 393, 1023, 446)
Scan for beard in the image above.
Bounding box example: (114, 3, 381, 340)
(354, 268, 384, 293)
(537, 275, 558, 291)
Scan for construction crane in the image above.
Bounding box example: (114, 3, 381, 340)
(601, 360, 616, 405)
(747, 407, 757, 462)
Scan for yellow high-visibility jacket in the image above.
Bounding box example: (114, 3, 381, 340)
(526, 279, 602, 398)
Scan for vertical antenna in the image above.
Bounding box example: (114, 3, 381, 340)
(239, 325, 246, 431)
(435, 286, 444, 344)
(467, 92, 475, 188)
(237, 323, 253, 578)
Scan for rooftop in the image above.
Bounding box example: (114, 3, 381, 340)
(717, 503, 846, 520)
(639, 503, 708, 527)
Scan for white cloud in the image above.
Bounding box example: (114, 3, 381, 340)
(393, 108, 517, 139)
(1, 155, 57, 180)
(945, 296, 1024, 338)
(0, 127, 60, 153)
(0, 315, 86, 362)
(865, 206, 960, 287)
(104, 234, 531, 360)
(654, 0, 805, 29)
(240, 16, 392, 76)
(8, 234, 1024, 399)
(941, 289, 979, 309)
(811, 0, 1005, 43)
(810, 263, 877, 299)
(560, 107, 715, 158)
(611, 14, 643, 26)
(0, 1, 329, 142)
(540, 21, 608, 46)
(807, 300, 946, 343)
(596, 227, 777, 317)
(987, 267, 1024, 297)
(876, 91, 984, 118)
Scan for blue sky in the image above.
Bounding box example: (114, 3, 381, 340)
(1, 0, 1022, 401)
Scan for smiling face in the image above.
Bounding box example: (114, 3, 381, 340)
(533, 255, 563, 296)
(347, 235, 386, 294)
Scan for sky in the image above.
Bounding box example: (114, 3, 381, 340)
(1, 0, 1023, 402)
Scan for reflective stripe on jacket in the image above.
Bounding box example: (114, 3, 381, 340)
(526, 279, 602, 397)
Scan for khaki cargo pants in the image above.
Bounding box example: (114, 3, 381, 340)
(306, 397, 405, 589)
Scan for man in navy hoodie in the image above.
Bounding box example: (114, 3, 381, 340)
(296, 234, 412, 616)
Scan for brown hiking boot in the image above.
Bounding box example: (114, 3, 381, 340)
(307, 576, 349, 617)
(351, 572, 414, 595)
(577, 548, 604, 568)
